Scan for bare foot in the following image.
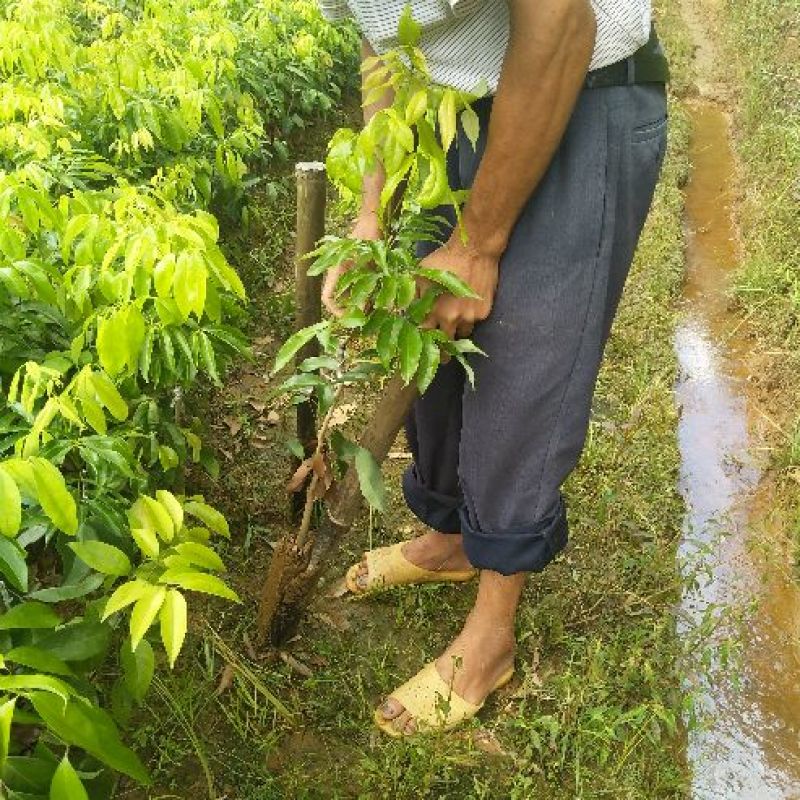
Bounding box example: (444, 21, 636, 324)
(353, 530, 473, 590)
(377, 612, 516, 735)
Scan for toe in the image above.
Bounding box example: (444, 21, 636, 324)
(356, 558, 368, 588)
(379, 698, 403, 720)
(403, 717, 416, 735)
(392, 710, 410, 733)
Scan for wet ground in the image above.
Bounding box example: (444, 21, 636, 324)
(676, 96, 800, 798)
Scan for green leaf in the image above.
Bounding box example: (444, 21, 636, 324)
(160, 589, 187, 668)
(0, 602, 61, 630)
(36, 621, 112, 663)
(31, 692, 150, 785)
(50, 756, 88, 800)
(28, 573, 104, 603)
(30, 459, 77, 536)
(183, 500, 229, 538)
(102, 580, 152, 621)
(416, 267, 479, 299)
(273, 322, 327, 373)
(174, 542, 225, 572)
(398, 323, 423, 384)
(0, 468, 22, 538)
(0, 697, 15, 771)
(129, 585, 166, 649)
(354, 447, 386, 512)
(0, 675, 75, 704)
(416, 336, 441, 394)
(198, 332, 222, 387)
(69, 541, 131, 577)
(158, 569, 240, 602)
(121, 638, 154, 703)
(5, 646, 73, 677)
(0, 537, 28, 592)
(438, 88, 458, 152)
(397, 3, 421, 46)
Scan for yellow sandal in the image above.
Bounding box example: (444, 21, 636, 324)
(345, 541, 477, 595)
(374, 661, 515, 737)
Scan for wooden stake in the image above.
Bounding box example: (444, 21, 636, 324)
(292, 162, 326, 520)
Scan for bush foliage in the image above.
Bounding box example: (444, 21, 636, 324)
(0, 0, 356, 795)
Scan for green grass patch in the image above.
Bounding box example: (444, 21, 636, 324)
(718, 0, 800, 564)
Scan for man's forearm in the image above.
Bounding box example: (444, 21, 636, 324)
(462, 0, 597, 257)
(359, 38, 393, 220)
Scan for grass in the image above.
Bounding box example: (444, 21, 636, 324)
(715, 0, 800, 565)
(123, 5, 698, 797)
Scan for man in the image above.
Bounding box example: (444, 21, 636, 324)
(319, 0, 669, 736)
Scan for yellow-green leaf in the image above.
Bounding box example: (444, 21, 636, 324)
(0, 696, 15, 771)
(158, 569, 239, 602)
(0, 467, 21, 538)
(131, 527, 159, 558)
(129, 585, 166, 649)
(128, 495, 174, 542)
(160, 589, 187, 668)
(438, 88, 458, 152)
(174, 542, 224, 572)
(30, 458, 77, 535)
(183, 500, 229, 538)
(156, 490, 183, 531)
(102, 579, 152, 621)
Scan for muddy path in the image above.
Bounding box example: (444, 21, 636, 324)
(676, 2, 800, 797)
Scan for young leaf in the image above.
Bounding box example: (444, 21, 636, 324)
(131, 527, 160, 559)
(89, 371, 128, 421)
(460, 106, 480, 149)
(354, 447, 386, 513)
(156, 489, 183, 532)
(158, 569, 240, 602)
(69, 541, 132, 577)
(102, 579, 153, 621)
(129, 586, 167, 649)
(183, 500, 230, 538)
(174, 542, 225, 572)
(438, 88, 459, 152)
(397, 3, 421, 47)
(160, 589, 187, 668)
(5, 646, 74, 677)
(129, 495, 175, 542)
(0, 468, 21, 538)
(31, 458, 78, 535)
(50, 755, 89, 800)
(417, 335, 441, 394)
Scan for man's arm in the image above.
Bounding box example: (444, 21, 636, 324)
(322, 38, 393, 315)
(423, 0, 597, 338)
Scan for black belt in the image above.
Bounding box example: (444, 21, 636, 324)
(584, 26, 670, 89)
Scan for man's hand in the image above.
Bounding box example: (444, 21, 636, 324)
(321, 212, 382, 317)
(420, 232, 500, 340)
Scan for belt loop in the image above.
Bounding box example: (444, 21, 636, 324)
(627, 56, 636, 85)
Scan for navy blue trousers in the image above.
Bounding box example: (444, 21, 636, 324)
(403, 84, 668, 575)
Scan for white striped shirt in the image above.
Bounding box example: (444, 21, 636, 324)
(318, 0, 651, 93)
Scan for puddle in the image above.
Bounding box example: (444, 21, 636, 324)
(676, 101, 800, 798)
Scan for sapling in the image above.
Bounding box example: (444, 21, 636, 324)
(257, 8, 485, 646)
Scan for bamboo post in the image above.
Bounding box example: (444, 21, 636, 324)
(292, 162, 326, 520)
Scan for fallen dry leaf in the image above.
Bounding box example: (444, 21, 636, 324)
(472, 728, 508, 757)
(223, 416, 242, 436)
(216, 663, 236, 695)
(266, 410, 280, 426)
(279, 651, 313, 678)
(328, 403, 356, 428)
(287, 459, 313, 493)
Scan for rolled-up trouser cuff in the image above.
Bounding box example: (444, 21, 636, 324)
(460, 497, 569, 575)
(402, 466, 463, 534)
